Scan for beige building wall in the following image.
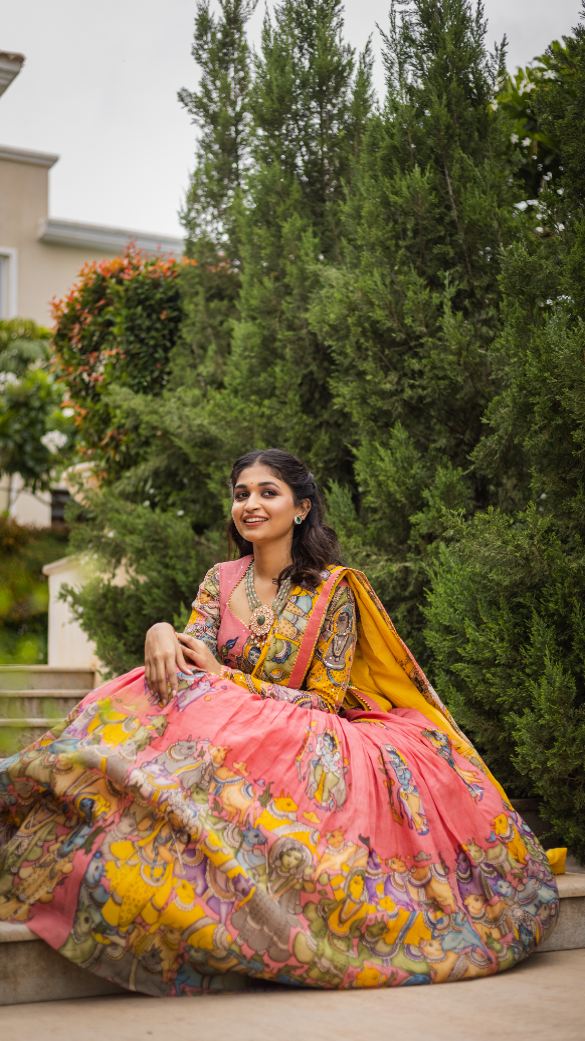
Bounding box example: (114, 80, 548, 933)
(42, 556, 101, 673)
(0, 147, 119, 326)
(42, 554, 132, 676)
(0, 144, 183, 327)
(0, 472, 52, 526)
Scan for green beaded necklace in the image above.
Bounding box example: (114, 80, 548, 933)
(244, 560, 292, 645)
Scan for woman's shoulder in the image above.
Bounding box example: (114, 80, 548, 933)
(196, 562, 221, 599)
(198, 556, 252, 597)
(213, 557, 253, 581)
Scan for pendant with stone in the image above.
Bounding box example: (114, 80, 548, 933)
(249, 603, 274, 643)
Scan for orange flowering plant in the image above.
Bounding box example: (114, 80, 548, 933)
(52, 245, 192, 480)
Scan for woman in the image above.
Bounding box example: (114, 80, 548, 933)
(0, 449, 559, 993)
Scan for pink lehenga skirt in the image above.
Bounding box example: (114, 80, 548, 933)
(0, 666, 558, 993)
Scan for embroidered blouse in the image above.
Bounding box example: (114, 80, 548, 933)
(184, 564, 357, 714)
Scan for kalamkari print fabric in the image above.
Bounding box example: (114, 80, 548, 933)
(0, 560, 559, 994)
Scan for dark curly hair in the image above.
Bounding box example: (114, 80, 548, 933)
(227, 448, 341, 590)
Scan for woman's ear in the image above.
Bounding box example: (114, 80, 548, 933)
(300, 498, 312, 521)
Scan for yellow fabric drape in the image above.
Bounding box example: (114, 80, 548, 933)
(341, 569, 509, 802)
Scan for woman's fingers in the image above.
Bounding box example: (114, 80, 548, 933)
(176, 634, 221, 676)
(167, 651, 179, 700)
(174, 641, 193, 676)
(180, 644, 199, 663)
(177, 632, 198, 648)
(145, 658, 155, 697)
(156, 654, 169, 705)
(176, 633, 199, 660)
(176, 633, 203, 663)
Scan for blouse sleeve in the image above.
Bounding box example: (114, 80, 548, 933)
(183, 564, 221, 661)
(222, 582, 357, 714)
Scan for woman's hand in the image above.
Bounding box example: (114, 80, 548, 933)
(175, 633, 222, 677)
(144, 623, 221, 706)
(144, 622, 192, 705)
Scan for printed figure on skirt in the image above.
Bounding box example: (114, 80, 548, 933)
(0, 450, 559, 994)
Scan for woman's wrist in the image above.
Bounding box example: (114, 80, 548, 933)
(148, 621, 174, 635)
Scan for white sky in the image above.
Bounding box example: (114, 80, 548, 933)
(0, 0, 581, 239)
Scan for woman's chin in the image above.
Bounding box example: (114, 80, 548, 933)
(241, 527, 268, 542)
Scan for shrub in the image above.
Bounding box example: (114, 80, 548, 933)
(51, 247, 190, 480)
(0, 319, 75, 491)
(0, 517, 68, 664)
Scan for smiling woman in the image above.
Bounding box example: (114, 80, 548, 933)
(0, 448, 560, 994)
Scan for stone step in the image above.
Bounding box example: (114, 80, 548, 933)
(0, 666, 95, 692)
(0, 728, 62, 755)
(0, 666, 94, 756)
(0, 718, 68, 728)
(0, 872, 582, 1006)
(0, 689, 92, 697)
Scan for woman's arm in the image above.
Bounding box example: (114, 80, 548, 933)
(218, 583, 357, 714)
(183, 564, 221, 657)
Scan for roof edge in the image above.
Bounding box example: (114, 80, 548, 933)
(37, 217, 184, 255)
(0, 143, 59, 168)
(0, 52, 25, 99)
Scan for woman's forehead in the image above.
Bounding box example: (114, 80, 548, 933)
(236, 464, 283, 486)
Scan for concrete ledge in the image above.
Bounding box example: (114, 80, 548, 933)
(0, 937, 125, 1006)
(555, 873, 585, 898)
(539, 872, 585, 953)
(0, 921, 37, 943)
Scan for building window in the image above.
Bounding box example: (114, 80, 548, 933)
(51, 488, 71, 525)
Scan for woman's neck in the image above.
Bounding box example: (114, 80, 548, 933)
(253, 539, 292, 585)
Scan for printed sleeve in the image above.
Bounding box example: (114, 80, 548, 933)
(222, 582, 357, 714)
(183, 564, 221, 660)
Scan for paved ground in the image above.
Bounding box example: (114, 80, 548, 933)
(2, 949, 583, 1041)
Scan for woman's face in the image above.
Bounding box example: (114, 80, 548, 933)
(231, 463, 310, 549)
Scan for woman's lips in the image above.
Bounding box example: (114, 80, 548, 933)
(243, 517, 267, 525)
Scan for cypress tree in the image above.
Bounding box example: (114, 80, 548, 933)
(311, 0, 520, 659)
(424, 23, 585, 856)
(176, 0, 255, 391)
(179, 0, 256, 247)
(221, 0, 374, 478)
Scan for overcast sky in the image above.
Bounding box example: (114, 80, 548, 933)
(0, 0, 581, 239)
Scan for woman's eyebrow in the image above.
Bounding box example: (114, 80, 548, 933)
(234, 480, 280, 490)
